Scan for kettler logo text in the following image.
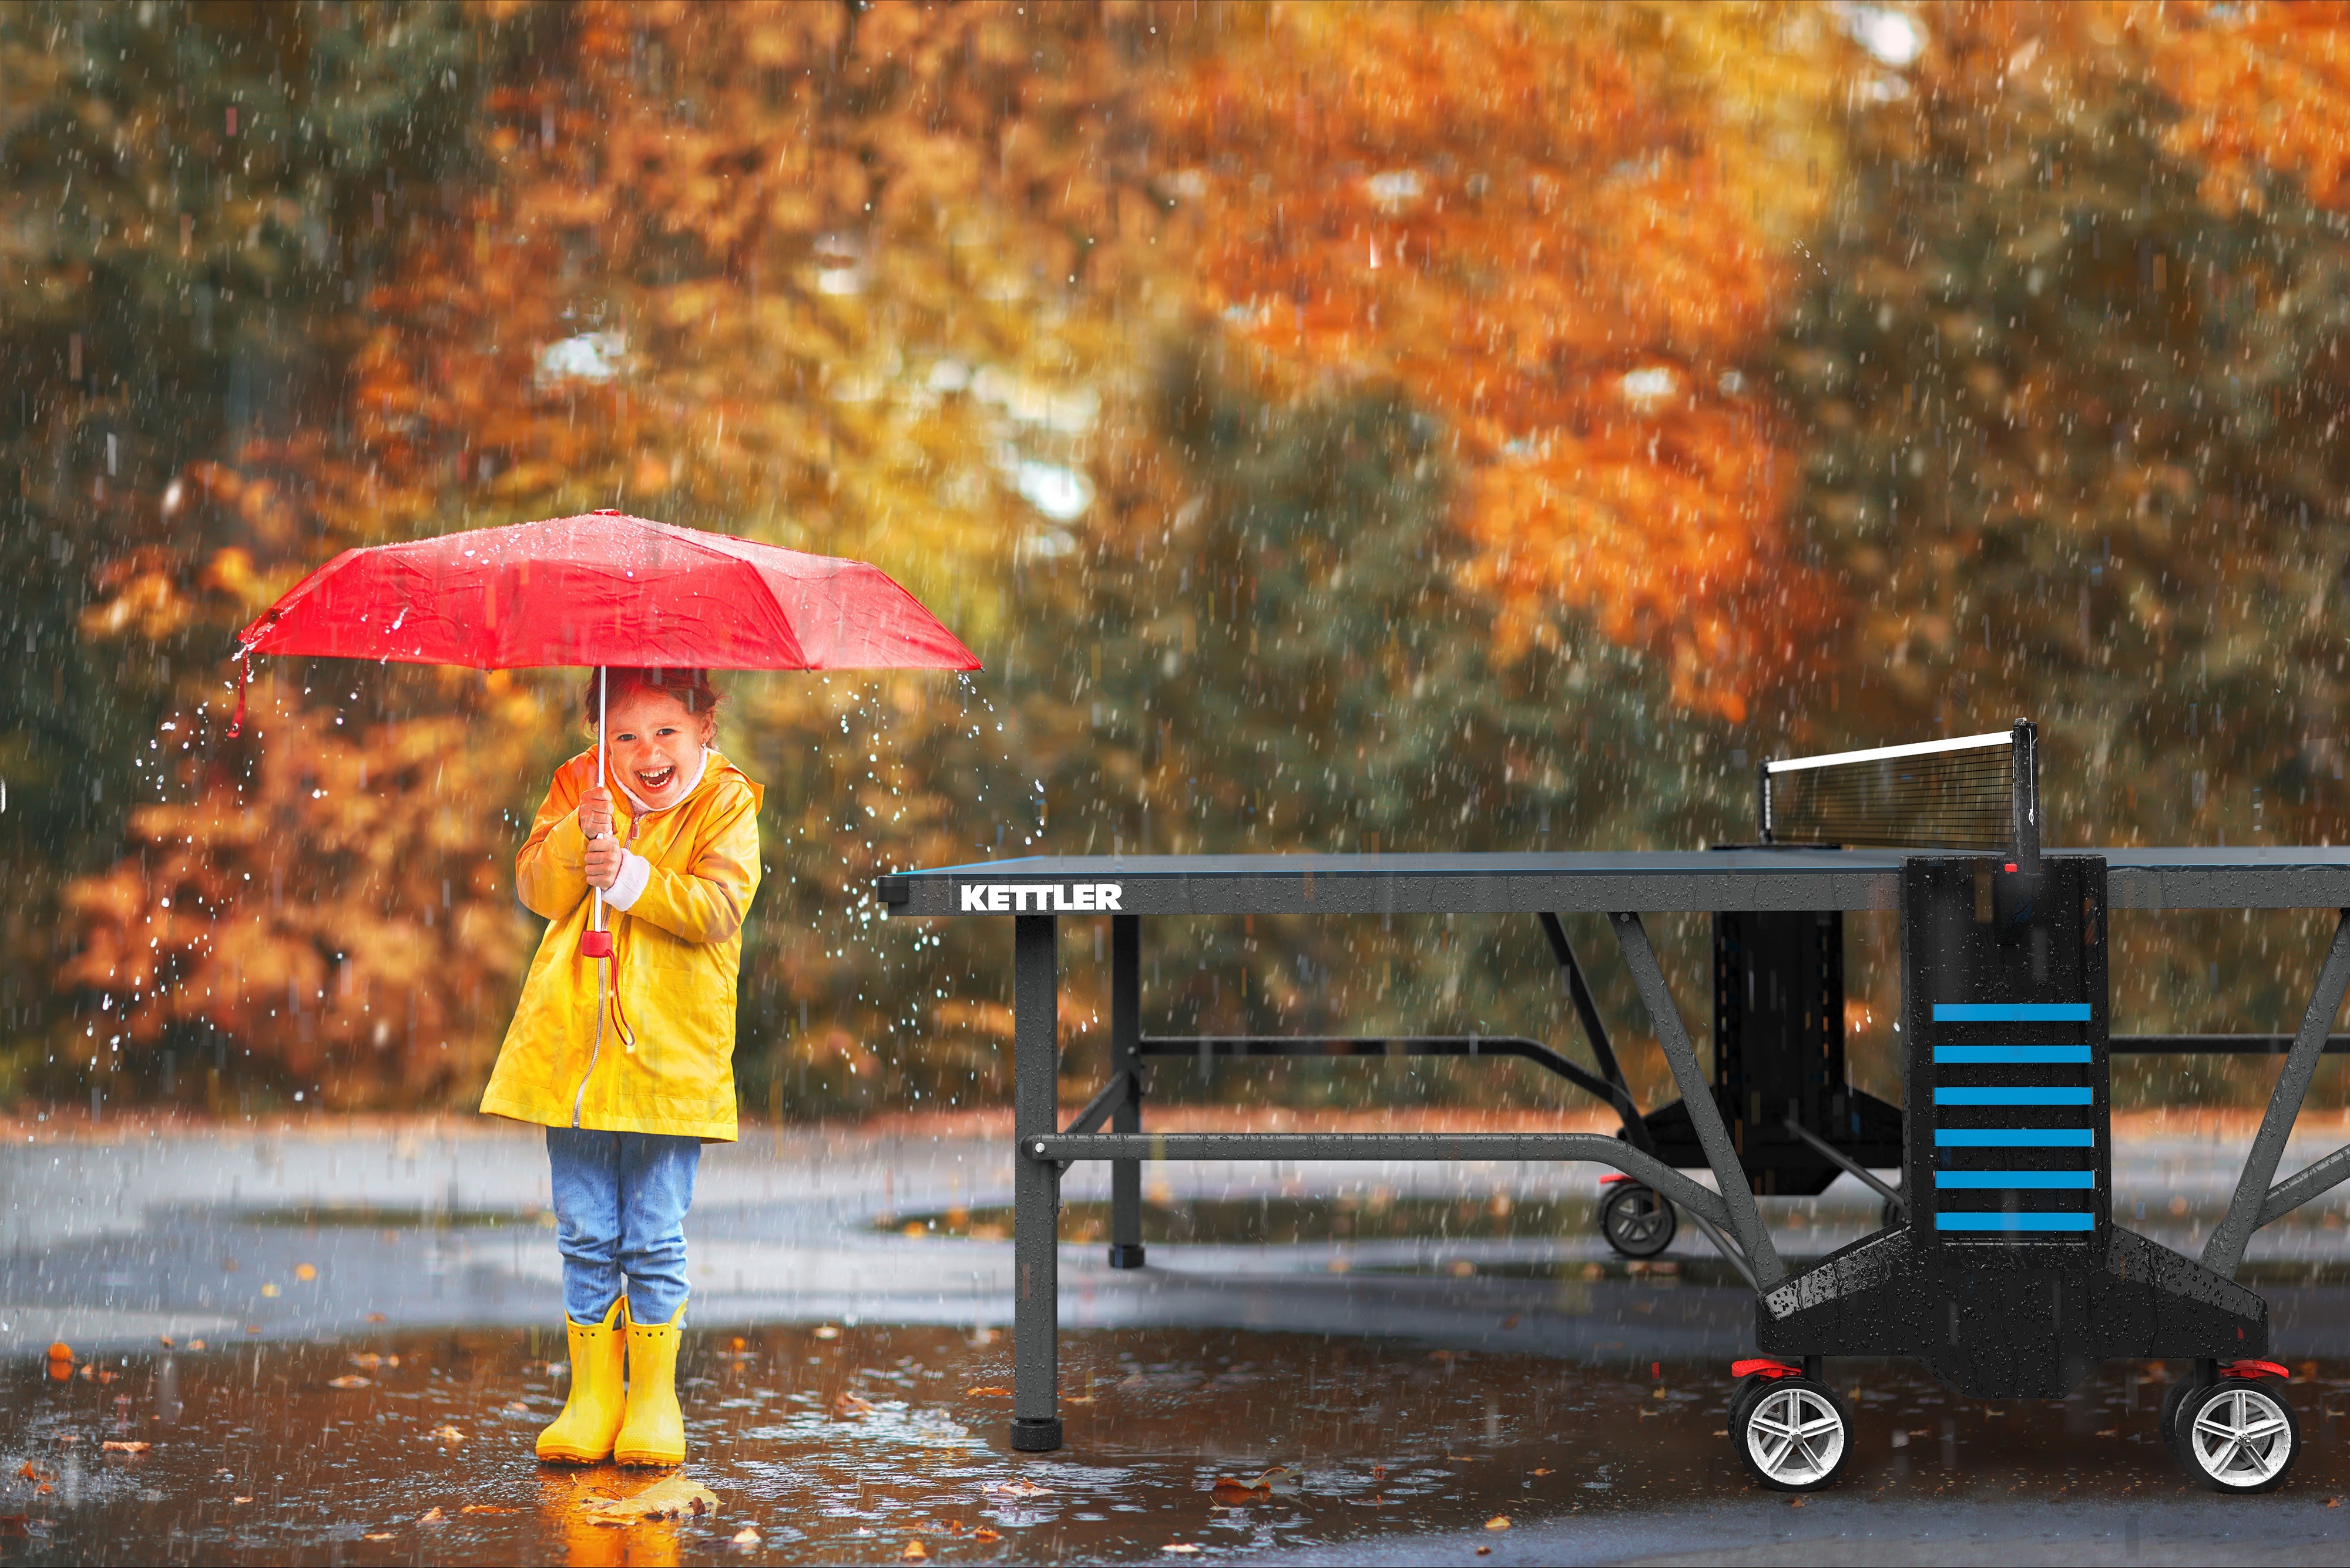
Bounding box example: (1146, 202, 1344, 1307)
(959, 882, 1124, 912)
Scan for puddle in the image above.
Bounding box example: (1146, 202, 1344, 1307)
(2, 1327, 2345, 1564)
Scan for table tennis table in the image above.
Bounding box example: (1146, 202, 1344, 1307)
(876, 724, 2350, 1493)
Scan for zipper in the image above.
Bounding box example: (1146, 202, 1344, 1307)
(569, 811, 645, 1125)
(571, 969, 605, 1129)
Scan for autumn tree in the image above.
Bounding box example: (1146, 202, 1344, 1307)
(1772, 1, 2350, 1095)
(1146, 2, 1863, 724)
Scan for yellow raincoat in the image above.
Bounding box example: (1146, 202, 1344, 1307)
(479, 749, 763, 1140)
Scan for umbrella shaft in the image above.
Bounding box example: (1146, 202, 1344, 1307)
(592, 665, 607, 934)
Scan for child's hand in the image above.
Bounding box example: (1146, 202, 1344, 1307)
(579, 784, 615, 842)
(582, 834, 622, 892)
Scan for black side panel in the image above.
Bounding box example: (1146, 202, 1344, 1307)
(1640, 908, 1899, 1194)
(1757, 855, 2267, 1398)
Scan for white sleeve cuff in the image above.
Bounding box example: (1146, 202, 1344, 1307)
(605, 850, 653, 912)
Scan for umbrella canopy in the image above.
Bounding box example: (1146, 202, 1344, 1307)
(233, 509, 981, 673)
(227, 509, 980, 956)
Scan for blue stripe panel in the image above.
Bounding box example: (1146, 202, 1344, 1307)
(1932, 1002, 2093, 1022)
(1933, 1045, 2092, 1064)
(1936, 1212, 2097, 1233)
(1935, 1170, 2096, 1190)
(1938, 1129, 2097, 1147)
(1935, 1087, 2093, 1106)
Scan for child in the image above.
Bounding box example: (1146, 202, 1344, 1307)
(479, 666, 762, 1467)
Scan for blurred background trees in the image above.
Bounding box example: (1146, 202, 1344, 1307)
(8, 1, 2350, 1117)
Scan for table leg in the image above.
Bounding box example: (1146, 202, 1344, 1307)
(1011, 914, 1064, 1452)
(1109, 914, 1146, 1268)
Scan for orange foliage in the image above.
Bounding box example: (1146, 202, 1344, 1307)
(2140, 1, 2350, 214)
(1149, 3, 1841, 720)
(61, 674, 550, 1102)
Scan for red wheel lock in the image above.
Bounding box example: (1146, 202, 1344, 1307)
(1731, 1358, 1802, 1381)
(1599, 1173, 1632, 1187)
(2220, 1359, 2289, 1382)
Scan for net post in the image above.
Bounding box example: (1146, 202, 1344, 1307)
(1757, 758, 1774, 843)
(2010, 718, 2040, 870)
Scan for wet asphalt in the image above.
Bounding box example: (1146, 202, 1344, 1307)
(1, 1118, 2347, 1564)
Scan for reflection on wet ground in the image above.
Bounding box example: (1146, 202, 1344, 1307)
(2, 1326, 2346, 1566)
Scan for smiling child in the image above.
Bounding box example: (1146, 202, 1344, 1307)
(480, 667, 762, 1467)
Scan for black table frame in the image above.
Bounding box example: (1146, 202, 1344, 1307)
(877, 847, 2350, 1452)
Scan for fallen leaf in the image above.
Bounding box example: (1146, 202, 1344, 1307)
(15, 1462, 46, 1482)
(1788, 1496, 1808, 1509)
(32, 1485, 47, 1496)
(1531, 1467, 1553, 1477)
(429, 1426, 466, 1445)
(972, 1527, 1002, 1543)
(579, 1476, 719, 1525)
(731, 1526, 761, 1545)
(1500, 1315, 1522, 1329)
(348, 1353, 400, 1371)
(100, 1442, 151, 1455)
(835, 1392, 877, 1417)
(419, 1507, 445, 1523)
(157, 1337, 174, 1349)
(328, 1375, 372, 1390)
(261, 1284, 280, 1298)
(364, 1533, 394, 1542)
(813, 1324, 841, 1340)
(364, 1313, 388, 1324)
(187, 1339, 206, 1351)
(45, 1342, 70, 1362)
(503, 1402, 530, 1414)
(295, 1264, 318, 1281)
(965, 1386, 1011, 1398)
(1485, 1515, 1511, 1530)
(985, 1478, 1055, 1499)
(902, 1543, 928, 1563)
(460, 1504, 520, 1516)
(233, 1496, 254, 1505)
(1211, 1478, 1271, 1505)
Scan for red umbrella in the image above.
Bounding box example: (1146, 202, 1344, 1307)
(231, 508, 980, 952)
(233, 509, 980, 674)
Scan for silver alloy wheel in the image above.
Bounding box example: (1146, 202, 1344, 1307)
(1744, 1384, 1847, 1488)
(2183, 1385, 2294, 1488)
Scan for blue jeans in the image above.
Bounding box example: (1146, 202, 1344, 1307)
(546, 1128, 702, 1325)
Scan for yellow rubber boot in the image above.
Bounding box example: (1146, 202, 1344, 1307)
(537, 1297, 627, 1463)
(614, 1298, 687, 1467)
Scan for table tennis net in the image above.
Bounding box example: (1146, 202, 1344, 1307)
(1761, 728, 2033, 855)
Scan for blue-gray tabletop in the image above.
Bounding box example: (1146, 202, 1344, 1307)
(876, 846, 2350, 916)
